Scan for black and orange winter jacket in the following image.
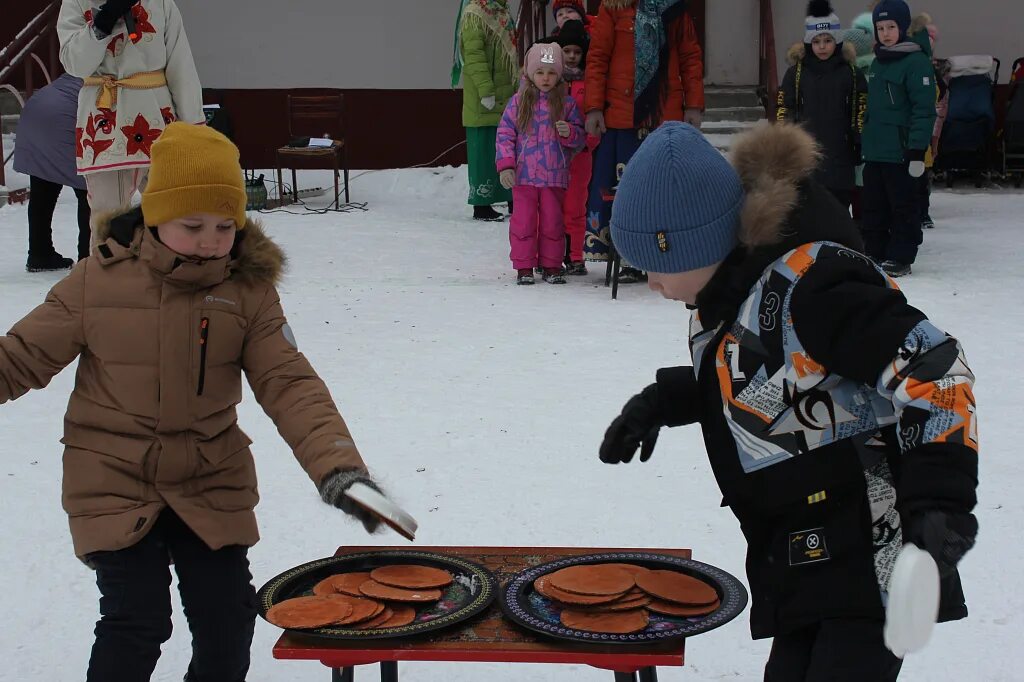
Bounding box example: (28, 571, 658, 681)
(654, 124, 977, 638)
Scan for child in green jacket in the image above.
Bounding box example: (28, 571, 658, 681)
(860, 0, 936, 277)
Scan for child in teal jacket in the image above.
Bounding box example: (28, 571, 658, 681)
(860, 0, 936, 277)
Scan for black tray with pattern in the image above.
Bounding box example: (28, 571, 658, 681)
(500, 552, 747, 644)
(257, 550, 498, 640)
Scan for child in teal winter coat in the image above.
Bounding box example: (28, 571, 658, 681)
(860, 0, 936, 277)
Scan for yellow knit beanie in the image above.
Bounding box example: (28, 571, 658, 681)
(141, 123, 247, 229)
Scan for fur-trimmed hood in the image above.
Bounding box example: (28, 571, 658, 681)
(92, 208, 285, 286)
(729, 121, 820, 249)
(600, 0, 634, 9)
(696, 122, 864, 325)
(787, 41, 858, 66)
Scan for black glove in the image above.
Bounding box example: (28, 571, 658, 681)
(318, 468, 382, 534)
(599, 384, 665, 464)
(93, 0, 139, 35)
(904, 510, 977, 578)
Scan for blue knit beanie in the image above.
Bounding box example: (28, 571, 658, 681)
(873, 0, 911, 39)
(610, 122, 744, 274)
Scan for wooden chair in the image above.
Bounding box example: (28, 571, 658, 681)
(275, 93, 350, 208)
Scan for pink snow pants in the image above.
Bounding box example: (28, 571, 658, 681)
(509, 185, 566, 270)
(564, 149, 592, 263)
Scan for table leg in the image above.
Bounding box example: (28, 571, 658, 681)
(380, 661, 399, 682)
(613, 673, 637, 682)
(332, 667, 354, 682)
(638, 667, 659, 682)
(611, 252, 621, 300)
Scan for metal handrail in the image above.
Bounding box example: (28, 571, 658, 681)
(759, 0, 779, 118)
(1, 1, 61, 187)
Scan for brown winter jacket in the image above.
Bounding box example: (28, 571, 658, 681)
(584, 0, 705, 128)
(0, 210, 366, 559)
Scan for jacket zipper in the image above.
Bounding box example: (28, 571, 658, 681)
(197, 317, 209, 396)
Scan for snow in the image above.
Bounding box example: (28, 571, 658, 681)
(0, 166, 1021, 681)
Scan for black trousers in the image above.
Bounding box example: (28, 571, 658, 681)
(28, 175, 91, 260)
(861, 161, 922, 264)
(919, 169, 933, 221)
(764, 619, 903, 682)
(85, 509, 258, 682)
(825, 187, 853, 214)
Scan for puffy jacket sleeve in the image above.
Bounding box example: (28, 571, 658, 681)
(655, 366, 702, 427)
(584, 5, 614, 114)
(57, 0, 109, 78)
(853, 66, 868, 140)
(674, 12, 705, 110)
(906, 54, 939, 152)
(162, 0, 204, 124)
(242, 285, 367, 486)
(0, 262, 86, 404)
(776, 66, 797, 122)
(495, 94, 518, 172)
(561, 96, 585, 150)
(790, 255, 978, 516)
(461, 19, 495, 100)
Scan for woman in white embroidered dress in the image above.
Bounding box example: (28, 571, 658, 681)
(57, 0, 204, 228)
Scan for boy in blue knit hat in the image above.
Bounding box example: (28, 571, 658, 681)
(599, 121, 978, 680)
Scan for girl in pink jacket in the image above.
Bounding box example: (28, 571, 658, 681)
(496, 42, 585, 285)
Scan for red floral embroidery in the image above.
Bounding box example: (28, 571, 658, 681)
(106, 33, 124, 56)
(96, 108, 116, 134)
(84, 9, 93, 24)
(128, 4, 157, 44)
(122, 114, 162, 157)
(89, 138, 114, 163)
(160, 107, 177, 125)
(79, 112, 116, 164)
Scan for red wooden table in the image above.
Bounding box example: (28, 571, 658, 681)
(272, 545, 691, 682)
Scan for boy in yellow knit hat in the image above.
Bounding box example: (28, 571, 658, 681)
(0, 123, 393, 681)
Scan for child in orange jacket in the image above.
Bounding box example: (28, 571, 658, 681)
(582, 0, 704, 282)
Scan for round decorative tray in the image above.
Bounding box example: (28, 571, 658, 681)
(257, 550, 497, 640)
(500, 552, 747, 644)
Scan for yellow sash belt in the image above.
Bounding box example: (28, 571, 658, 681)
(83, 70, 167, 109)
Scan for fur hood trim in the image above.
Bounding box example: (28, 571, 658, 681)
(601, 0, 634, 9)
(93, 211, 285, 286)
(908, 12, 932, 36)
(787, 41, 858, 65)
(729, 122, 821, 248)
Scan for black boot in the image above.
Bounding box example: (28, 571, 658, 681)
(473, 205, 504, 222)
(27, 251, 74, 273)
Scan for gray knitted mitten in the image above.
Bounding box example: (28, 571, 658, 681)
(318, 468, 382, 534)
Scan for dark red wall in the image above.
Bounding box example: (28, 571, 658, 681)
(203, 88, 467, 171)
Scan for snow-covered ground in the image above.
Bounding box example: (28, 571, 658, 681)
(0, 164, 1020, 681)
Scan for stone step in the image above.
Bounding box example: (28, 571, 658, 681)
(1, 114, 19, 134)
(703, 105, 766, 123)
(0, 90, 24, 116)
(703, 86, 764, 110)
(702, 120, 761, 136)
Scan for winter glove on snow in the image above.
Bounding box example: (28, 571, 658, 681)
(481, 96, 496, 111)
(904, 510, 978, 578)
(683, 108, 703, 129)
(599, 384, 665, 464)
(907, 148, 927, 178)
(318, 468, 383, 534)
(94, 0, 139, 35)
(585, 111, 607, 137)
(499, 169, 516, 189)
